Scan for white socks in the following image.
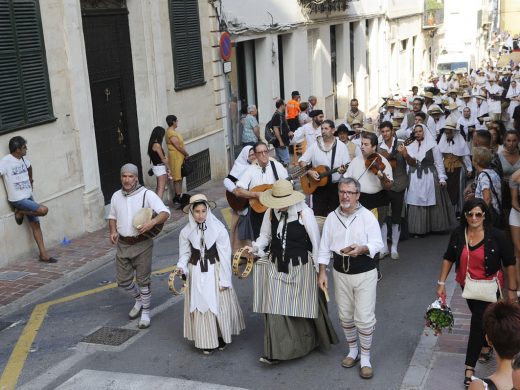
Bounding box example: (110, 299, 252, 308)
(391, 224, 401, 254)
(342, 320, 359, 359)
(380, 224, 388, 254)
(140, 285, 151, 321)
(359, 326, 374, 368)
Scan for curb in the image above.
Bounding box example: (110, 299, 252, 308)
(399, 272, 457, 390)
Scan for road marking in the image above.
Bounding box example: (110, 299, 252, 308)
(0, 266, 175, 390)
(221, 206, 232, 229)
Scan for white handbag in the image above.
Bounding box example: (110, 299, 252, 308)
(461, 229, 501, 303)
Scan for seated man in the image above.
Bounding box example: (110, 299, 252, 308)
(0, 136, 56, 263)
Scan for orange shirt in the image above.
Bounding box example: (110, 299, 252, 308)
(286, 99, 301, 120)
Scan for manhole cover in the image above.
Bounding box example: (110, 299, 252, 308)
(81, 327, 139, 346)
(0, 321, 13, 332)
(0, 271, 30, 281)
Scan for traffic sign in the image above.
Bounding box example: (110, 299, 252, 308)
(220, 32, 232, 61)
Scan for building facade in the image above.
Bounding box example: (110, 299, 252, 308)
(0, 0, 227, 266)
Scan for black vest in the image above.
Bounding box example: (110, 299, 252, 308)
(189, 242, 219, 272)
(269, 210, 312, 273)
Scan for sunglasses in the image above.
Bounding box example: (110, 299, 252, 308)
(465, 211, 485, 218)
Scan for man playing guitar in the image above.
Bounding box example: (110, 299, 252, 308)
(234, 142, 288, 240)
(299, 120, 350, 216)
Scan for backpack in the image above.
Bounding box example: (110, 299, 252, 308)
(264, 119, 275, 144)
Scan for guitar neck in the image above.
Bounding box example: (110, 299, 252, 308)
(319, 165, 346, 179)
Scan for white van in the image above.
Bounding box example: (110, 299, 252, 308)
(436, 52, 472, 75)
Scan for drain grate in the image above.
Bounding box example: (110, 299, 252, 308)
(81, 327, 139, 346)
(0, 321, 13, 332)
(0, 271, 30, 281)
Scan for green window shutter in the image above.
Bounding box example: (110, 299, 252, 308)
(0, 0, 54, 133)
(169, 0, 205, 90)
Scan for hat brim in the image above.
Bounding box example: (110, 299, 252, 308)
(183, 200, 217, 214)
(259, 189, 305, 210)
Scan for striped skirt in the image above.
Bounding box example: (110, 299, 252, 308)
(253, 254, 318, 319)
(183, 263, 245, 350)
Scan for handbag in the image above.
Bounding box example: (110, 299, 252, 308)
(132, 190, 164, 239)
(181, 157, 193, 177)
(481, 171, 505, 229)
(461, 229, 501, 303)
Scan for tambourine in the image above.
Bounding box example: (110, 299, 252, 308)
(168, 266, 186, 295)
(232, 247, 255, 279)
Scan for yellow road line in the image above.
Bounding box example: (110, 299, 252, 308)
(221, 207, 232, 229)
(0, 265, 176, 390)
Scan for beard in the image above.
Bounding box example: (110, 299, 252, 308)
(340, 201, 351, 209)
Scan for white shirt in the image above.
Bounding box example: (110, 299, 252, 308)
(0, 154, 32, 202)
(253, 203, 321, 270)
(299, 139, 350, 183)
(290, 122, 321, 147)
(236, 159, 288, 190)
(344, 154, 393, 194)
(107, 186, 170, 237)
(317, 206, 384, 263)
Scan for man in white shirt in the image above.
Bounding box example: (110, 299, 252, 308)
(318, 177, 383, 380)
(235, 142, 288, 239)
(345, 98, 366, 129)
(0, 136, 56, 263)
(457, 107, 478, 141)
(108, 163, 170, 328)
(289, 109, 324, 147)
(299, 120, 350, 216)
(400, 98, 435, 133)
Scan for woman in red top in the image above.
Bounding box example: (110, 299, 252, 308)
(436, 198, 517, 388)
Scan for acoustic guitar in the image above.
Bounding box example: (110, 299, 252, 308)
(248, 165, 308, 213)
(300, 164, 348, 195)
(226, 190, 248, 211)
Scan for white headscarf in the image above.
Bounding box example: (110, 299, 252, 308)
(406, 123, 437, 161)
(229, 146, 253, 179)
(186, 201, 224, 258)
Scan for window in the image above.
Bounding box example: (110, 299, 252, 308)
(0, 0, 54, 133)
(169, 0, 205, 90)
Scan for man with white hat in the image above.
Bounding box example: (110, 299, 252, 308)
(108, 163, 170, 328)
(475, 94, 490, 129)
(487, 78, 504, 121)
(458, 92, 477, 114)
(421, 91, 435, 113)
(401, 98, 435, 133)
(427, 104, 446, 140)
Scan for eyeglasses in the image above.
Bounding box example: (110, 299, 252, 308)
(465, 211, 485, 219)
(256, 150, 269, 155)
(339, 190, 359, 197)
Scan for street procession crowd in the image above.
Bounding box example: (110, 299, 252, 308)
(5, 31, 520, 389)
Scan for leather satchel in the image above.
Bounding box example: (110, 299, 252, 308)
(461, 229, 500, 303)
(181, 157, 193, 177)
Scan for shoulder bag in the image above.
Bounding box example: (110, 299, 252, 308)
(181, 157, 193, 177)
(461, 228, 501, 303)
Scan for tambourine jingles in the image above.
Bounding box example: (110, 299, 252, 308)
(232, 247, 255, 279)
(168, 266, 186, 295)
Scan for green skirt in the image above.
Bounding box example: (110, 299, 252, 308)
(264, 291, 339, 360)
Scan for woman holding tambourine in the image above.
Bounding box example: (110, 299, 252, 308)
(435, 198, 517, 388)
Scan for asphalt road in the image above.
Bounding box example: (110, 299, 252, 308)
(0, 207, 450, 390)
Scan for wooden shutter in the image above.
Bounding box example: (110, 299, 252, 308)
(169, 0, 205, 90)
(0, 0, 54, 133)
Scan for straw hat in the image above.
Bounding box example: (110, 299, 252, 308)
(475, 94, 487, 100)
(446, 101, 459, 110)
(133, 208, 154, 230)
(386, 100, 396, 107)
(443, 121, 457, 130)
(393, 112, 405, 119)
(182, 194, 217, 213)
(391, 120, 401, 130)
(461, 92, 472, 99)
(351, 118, 363, 127)
(427, 104, 443, 114)
(259, 179, 304, 209)
(422, 91, 434, 99)
(448, 88, 458, 95)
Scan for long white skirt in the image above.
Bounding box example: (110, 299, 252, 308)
(183, 262, 245, 349)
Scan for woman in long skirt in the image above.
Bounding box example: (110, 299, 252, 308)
(405, 124, 456, 235)
(246, 179, 338, 364)
(176, 194, 245, 354)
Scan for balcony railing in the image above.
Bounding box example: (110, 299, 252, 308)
(298, 0, 353, 15)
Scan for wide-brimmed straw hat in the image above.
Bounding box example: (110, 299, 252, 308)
(461, 92, 472, 99)
(182, 194, 217, 213)
(393, 112, 404, 119)
(259, 179, 304, 209)
(446, 101, 459, 110)
(422, 91, 434, 99)
(427, 104, 443, 114)
(443, 121, 457, 130)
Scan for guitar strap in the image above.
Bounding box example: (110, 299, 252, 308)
(330, 141, 337, 170)
(270, 160, 279, 181)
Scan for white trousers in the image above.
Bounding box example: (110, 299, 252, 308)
(333, 268, 377, 329)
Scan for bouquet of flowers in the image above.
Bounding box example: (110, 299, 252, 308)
(425, 298, 454, 336)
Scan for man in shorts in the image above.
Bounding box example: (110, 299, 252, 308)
(0, 136, 56, 263)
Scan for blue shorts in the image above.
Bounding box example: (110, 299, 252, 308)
(10, 196, 40, 222)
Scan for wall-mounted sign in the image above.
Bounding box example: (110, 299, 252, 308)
(223, 61, 232, 74)
(220, 32, 232, 61)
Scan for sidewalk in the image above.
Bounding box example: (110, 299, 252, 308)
(401, 274, 496, 389)
(0, 179, 227, 317)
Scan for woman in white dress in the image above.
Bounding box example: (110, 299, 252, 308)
(506, 79, 520, 127)
(176, 194, 245, 354)
(405, 124, 456, 235)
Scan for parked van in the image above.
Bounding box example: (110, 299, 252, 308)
(436, 52, 473, 75)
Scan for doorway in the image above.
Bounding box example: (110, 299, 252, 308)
(81, 1, 141, 203)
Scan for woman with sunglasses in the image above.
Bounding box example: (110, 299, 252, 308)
(436, 198, 517, 387)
